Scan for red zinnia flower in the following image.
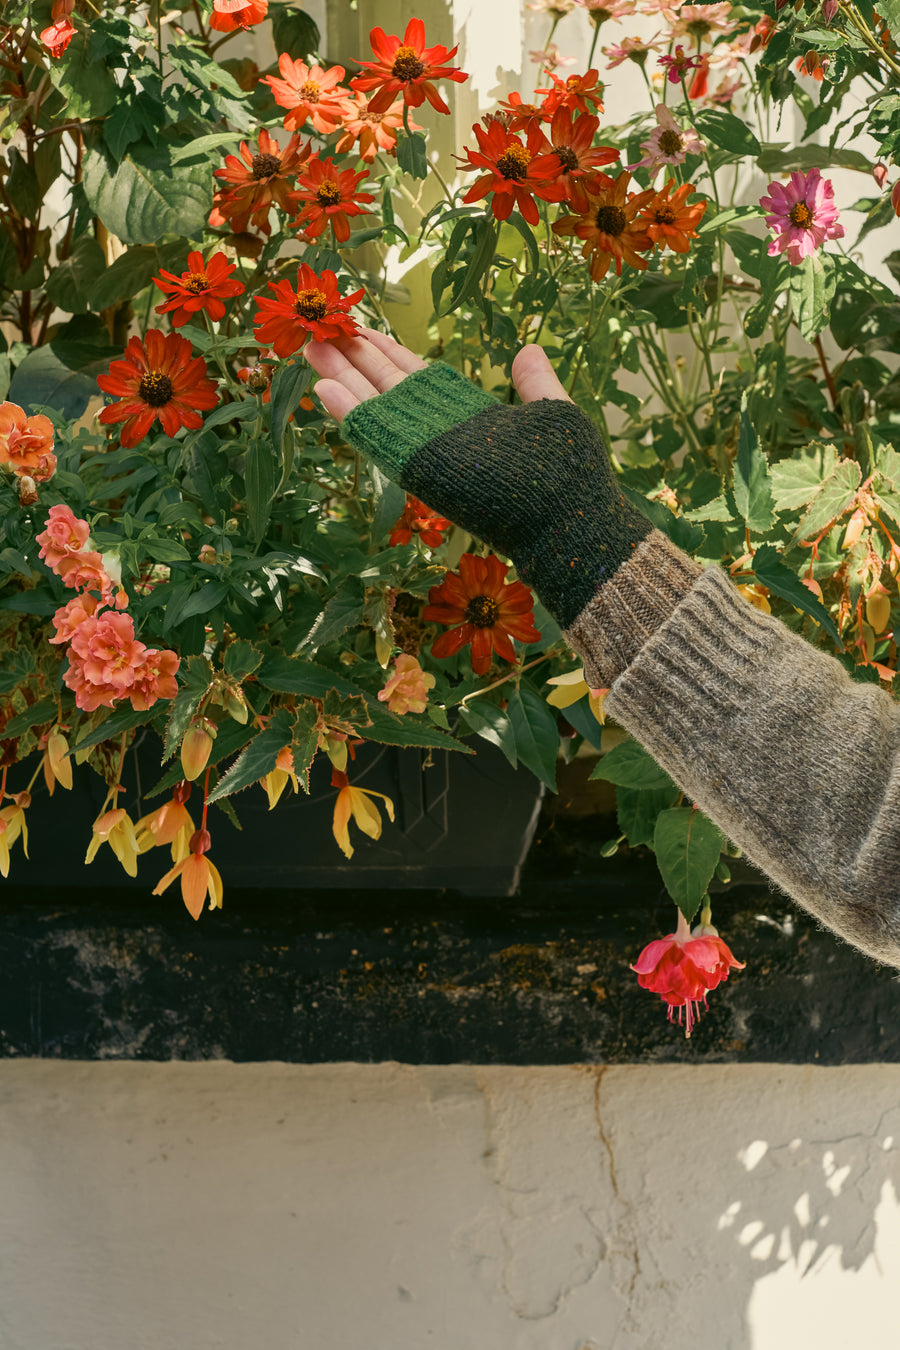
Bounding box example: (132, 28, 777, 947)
(290, 156, 375, 244)
(96, 331, 219, 448)
(209, 0, 267, 32)
(536, 68, 605, 116)
(496, 92, 549, 133)
(424, 553, 541, 676)
(529, 105, 620, 211)
(632, 910, 745, 1038)
(552, 171, 655, 280)
(458, 120, 568, 226)
(351, 17, 468, 115)
(263, 57, 351, 135)
(389, 495, 452, 548)
(210, 128, 312, 237)
(153, 250, 245, 327)
(252, 264, 364, 357)
(638, 180, 707, 254)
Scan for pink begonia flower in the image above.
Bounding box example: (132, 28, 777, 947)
(69, 610, 148, 694)
(632, 909, 745, 1037)
(759, 167, 844, 266)
(36, 503, 90, 570)
(603, 34, 663, 67)
(377, 654, 436, 716)
(630, 103, 706, 174)
(56, 549, 114, 600)
(129, 648, 181, 711)
(670, 2, 738, 40)
(0, 402, 54, 480)
(49, 593, 100, 645)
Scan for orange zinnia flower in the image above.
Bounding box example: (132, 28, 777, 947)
(529, 105, 620, 211)
(253, 264, 364, 357)
(210, 128, 312, 237)
(552, 172, 655, 281)
(96, 331, 219, 448)
(209, 0, 267, 31)
(263, 57, 351, 135)
(388, 495, 452, 548)
(351, 17, 468, 116)
(290, 156, 375, 244)
(152, 827, 223, 920)
(424, 553, 541, 676)
(459, 120, 567, 226)
(153, 250, 245, 328)
(638, 180, 707, 254)
(496, 92, 549, 133)
(330, 768, 395, 859)
(334, 91, 414, 162)
(536, 68, 605, 117)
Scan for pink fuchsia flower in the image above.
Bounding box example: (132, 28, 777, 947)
(759, 167, 844, 265)
(0, 402, 55, 480)
(630, 103, 705, 175)
(657, 45, 703, 83)
(36, 503, 90, 570)
(603, 35, 663, 68)
(632, 909, 745, 1037)
(670, 3, 738, 41)
(377, 654, 436, 716)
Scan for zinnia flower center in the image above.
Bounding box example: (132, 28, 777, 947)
(183, 272, 209, 294)
(790, 201, 813, 227)
(299, 80, 321, 102)
(654, 206, 677, 225)
(392, 45, 425, 80)
(316, 181, 344, 205)
(363, 112, 384, 124)
(658, 129, 684, 156)
(686, 18, 711, 36)
(496, 144, 532, 180)
(138, 371, 174, 407)
(464, 594, 500, 628)
(555, 145, 579, 172)
(595, 204, 627, 236)
(294, 287, 329, 320)
(251, 152, 282, 179)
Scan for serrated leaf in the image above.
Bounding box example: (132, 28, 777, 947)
(223, 640, 263, 681)
(590, 739, 676, 791)
(750, 543, 843, 647)
(74, 705, 160, 753)
(2, 698, 58, 738)
(147, 718, 255, 798)
(733, 404, 776, 533)
(506, 683, 558, 792)
(256, 651, 367, 699)
(299, 579, 366, 654)
(363, 702, 472, 753)
(683, 494, 733, 523)
(206, 709, 296, 803)
(459, 699, 518, 768)
(770, 441, 839, 512)
(790, 455, 861, 545)
(653, 807, 724, 922)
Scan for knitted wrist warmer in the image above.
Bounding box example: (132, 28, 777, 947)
(342, 361, 661, 631)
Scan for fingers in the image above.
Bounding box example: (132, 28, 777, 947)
(353, 326, 429, 376)
(303, 340, 381, 406)
(511, 344, 573, 405)
(312, 378, 359, 424)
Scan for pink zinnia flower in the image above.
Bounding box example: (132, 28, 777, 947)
(759, 167, 844, 265)
(630, 103, 705, 175)
(377, 655, 436, 716)
(632, 910, 745, 1037)
(603, 35, 663, 68)
(529, 44, 578, 69)
(574, 0, 638, 19)
(670, 3, 738, 40)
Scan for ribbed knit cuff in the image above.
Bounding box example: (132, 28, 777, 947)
(563, 530, 704, 687)
(342, 362, 498, 479)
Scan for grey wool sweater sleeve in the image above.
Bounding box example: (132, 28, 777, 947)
(575, 539, 900, 971)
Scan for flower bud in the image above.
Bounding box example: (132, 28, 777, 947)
(804, 49, 819, 74)
(222, 686, 249, 725)
(861, 620, 876, 663)
(17, 475, 38, 506)
(188, 827, 212, 856)
(892, 181, 900, 217)
(181, 720, 216, 781)
(199, 544, 217, 564)
(822, 0, 838, 22)
(173, 779, 192, 805)
(225, 518, 240, 535)
(246, 365, 269, 394)
(842, 507, 867, 550)
(866, 588, 892, 634)
(873, 162, 889, 188)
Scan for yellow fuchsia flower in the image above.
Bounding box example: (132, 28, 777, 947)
(260, 745, 299, 810)
(134, 780, 195, 862)
(331, 768, 394, 859)
(545, 668, 609, 724)
(41, 728, 73, 795)
(0, 791, 30, 878)
(152, 828, 223, 920)
(85, 806, 140, 877)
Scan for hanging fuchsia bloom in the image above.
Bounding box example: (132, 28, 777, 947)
(759, 167, 844, 265)
(632, 910, 745, 1037)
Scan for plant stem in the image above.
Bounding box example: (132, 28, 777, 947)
(457, 653, 552, 708)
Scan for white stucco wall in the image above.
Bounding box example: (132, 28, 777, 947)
(2, 1061, 899, 1350)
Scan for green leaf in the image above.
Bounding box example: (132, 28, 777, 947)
(698, 205, 765, 235)
(45, 236, 108, 315)
(683, 495, 734, 523)
(458, 699, 518, 768)
(619, 486, 705, 553)
(789, 252, 836, 343)
(756, 143, 872, 174)
(362, 702, 473, 753)
(148, 718, 254, 798)
(2, 697, 57, 738)
(299, 578, 366, 653)
(696, 109, 761, 157)
(617, 783, 680, 848)
(370, 464, 407, 541)
(443, 216, 498, 315)
(742, 256, 790, 341)
(397, 132, 429, 180)
(653, 807, 724, 922)
(733, 404, 776, 533)
(206, 709, 296, 803)
(8, 337, 118, 419)
(257, 651, 366, 699)
(74, 705, 160, 753)
(169, 133, 243, 165)
(506, 684, 558, 792)
(82, 139, 212, 246)
(750, 543, 843, 647)
(770, 441, 839, 512)
(48, 30, 117, 118)
(89, 242, 189, 313)
(590, 739, 676, 790)
(244, 441, 276, 542)
(503, 210, 541, 274)
(875, 0, 900, 38)
(199, 400, 256, 433)
(270, 3, 320, 58)
(790, 455, 861, 545)
(177, 579, 231, 622)
(269, 361, 311, 450)
(224, 640, 263, 681)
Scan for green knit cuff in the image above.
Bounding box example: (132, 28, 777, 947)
(342, 361, 498, 480)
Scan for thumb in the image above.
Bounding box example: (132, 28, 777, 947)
(511, 343, 573, 405)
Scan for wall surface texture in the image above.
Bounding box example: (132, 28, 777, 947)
(2, 1061, 900, 1350)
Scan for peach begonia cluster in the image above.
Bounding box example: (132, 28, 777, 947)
(0, 401, 56, 484)
(36, 504, 179, 713)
